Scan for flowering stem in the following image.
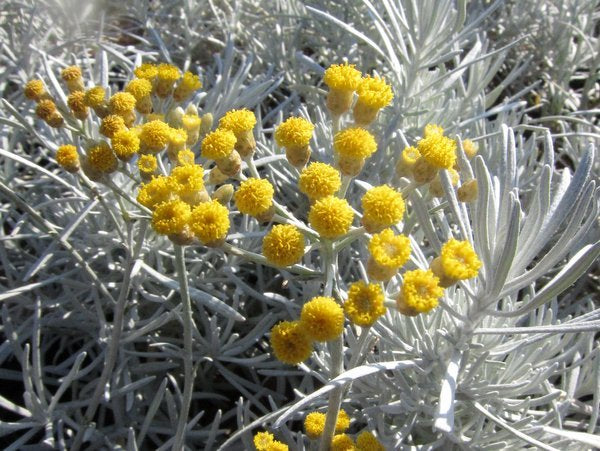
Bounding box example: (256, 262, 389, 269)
(319, 337, 344, 451)
(172, 244, 195, 451)
(323, 240, 336, 296)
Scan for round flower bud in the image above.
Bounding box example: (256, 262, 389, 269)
(56, 145, 80, 172)
(151, 199, 191, 235)
(457, 179, 478, 203)
(99, 115, 126, 139)
(24, 79, 46, 102)
(201, 128, 236, 160)
(112, 129, 140, 161)
(353, 75, 393, 125)
(262, 224, 305, 267)
(299, 162, 341, 201)
(270, 320, 313, 365)
(139, 120, 172, 153)
(361, 185, 405, 233)
(87, 141, 118, 174)
(417, 127, 457, 169)
(234, 177, 274, 218)
(308, 195, 354, 239)
(189, 200, 230, 245)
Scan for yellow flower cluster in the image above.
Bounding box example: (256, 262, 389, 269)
(361, 185, 405, 233)
(270, 296, 345, 365)
(304, 409, 350, 439)
(308, 195, 354, 239)
(344, 281, 386, 327)
(262, 224, 305, 267)
(253, 431, 288, 451)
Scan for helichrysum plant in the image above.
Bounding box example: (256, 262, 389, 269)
(1, 1, 599, 450)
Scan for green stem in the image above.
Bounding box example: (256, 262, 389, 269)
(172, 245, 195, 451)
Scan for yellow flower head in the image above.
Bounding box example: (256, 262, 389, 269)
(134, 63, 158, 80)
(99, 114, 126, 139)
(356, 76, 393, 109)
(361, 185, 405, 229)
(88, 141, 118, 173)
(151, 199, 191, 235)
(84, 86, 106, 108)
(24, 79, 45, 101)
(254, 431, 274, 450)
(417, 128, 457, 169)
(157, 63, 181, 82)
(201, 128, 237, 160)
(401, 146, 421, 165)
(140, 120, 172, 153)
(323, 63, 362, 91)
(440, 238, 481, 280)
(424, 124, 444, 137)
(112, 129, 140, 161)
(270, 320, 313, 365)
(462, 139, 478, 159)
(274, 117, 314, 148)
(331, 434, 356, 451)
(109, 92, 136, 116)
(61, 65, 82, 82)
(300, 296, 344, 342)
(125, 78, 153, 100)
(189, 200, 230, 243)
(333, 128, 377, 160)
(368, 229, 411, 269)
(356, 431, 385, 451)
(137, 155, 158, 174)
(182, 113, 202, 131)
(218, 109, 257, 135)
(35, 99, 56, 120)
(262, 224, 305, 267)
(67, 91, 87, 114)
(176, 71, 202, 90)
(344, 281, 386, 327)
(265, 441, 288, 451)
(177, 149, 195, 166)
(234, 178, 274, 217)
(400, 269, 443, 313)
(169, 128, 188, 146)
(56, 145, 79, 171)
(308, 195, 354, 239)
(304, 409, 350, 440)
(299, 162, 341, 200)
(170, 164, 205, 195)
(137, 176, 177, 209)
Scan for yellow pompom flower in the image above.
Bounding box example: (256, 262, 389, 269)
(99, 115, 126, 139)
(156, 63, 181, 97)
(84, 86, 106, 108)
(344, 281, 386, 327)
(304, 409, 350, 440)
(356, 431, 385, 451)
(140, 120, 172, 153)
(234, 178, 274, 217)
(61, 65, 83, 92)
(300, 296, 344, 342)
(87, 142, 118, 174)
(125, 78, 153, 100)
(323, 63, 362, 91)
(396, 146, 421, 177)
(67, 91, 88, 120)
(35, 99, 56, 121)
(219, 109, 256, 135)
(177, 149, 195, 166)
(265, 441, 288, 451)
(262, 224, 305, 267)
(398, 269, 443, 315)
(112, 129, 140, 161)
(308, 195, 354, 239)
(109, 92, 136, 116)
(201, 128, 237, 160)
(151, 199, 191, 235)
(170, 164, 205, 204)
(361, 185, 405, 232)
(270, 320, 313, 365)
(417, 128, 457, 169)
(134, 63, 158, 80)
(254, 431, 274, 450)
(56, 145, 80, 172)
(137, 155, 158, 175)
(189, 200, 230, 244)
(274, 117, 314, 149)
(354, 76, 393, 125)
(24, 79, 46, 101)
(137, 176, 177, 209)
(173, 71, 202, 102)
(299, 162, 341, 200)
(333, 128, 377, 160)
(440, 239, 481, 280)
(368, 229, 411, 269)
(331, 434, 356, 451)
